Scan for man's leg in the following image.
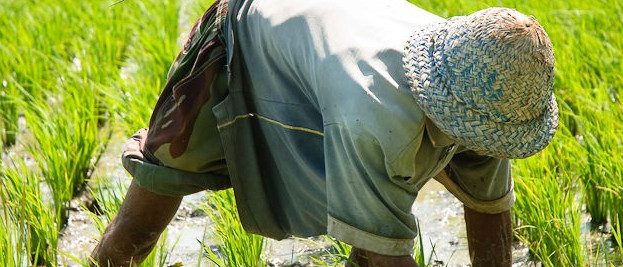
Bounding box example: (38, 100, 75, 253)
(90, 181, 182, 266)
(346, 248, 419, 267)
(464, 206, 512, 267)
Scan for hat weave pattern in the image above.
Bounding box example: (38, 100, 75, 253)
(403, 8, 559, 159)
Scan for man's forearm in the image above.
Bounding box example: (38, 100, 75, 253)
(90, 181, 182, 266)
(463, 206, 512, 267)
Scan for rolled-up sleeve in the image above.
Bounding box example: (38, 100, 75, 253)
(436, 149, 514, 214)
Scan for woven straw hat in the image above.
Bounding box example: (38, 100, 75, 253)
(403, 7, 558, 159)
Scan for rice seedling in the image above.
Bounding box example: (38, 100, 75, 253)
(0, 214, 28, 267)
(1, 159, 60, 266)
(20, 70, 109, 225)
(111, 0, 183, 134)
(0, 61, 20, 149)
(571, 84, 623, 227)
(201, 189, 266, 267)
(613, 216, 623, 256)
(607, 178, 623, 250)
(509, 120, 585, 265)
(0, 84, 19, 149)
(0, 15, 20, 149)
(413, 220, 428, 267)
(139, 231, 177, 267)
(512, 174, 584, 266)
(0, 163, 29, 267)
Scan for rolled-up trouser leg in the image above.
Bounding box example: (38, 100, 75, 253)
(123, 0, 232, 197)
(324, 124, 419, 256)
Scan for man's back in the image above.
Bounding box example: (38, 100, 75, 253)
(227, 0, 454, 239)
(235, 0, 443, 105)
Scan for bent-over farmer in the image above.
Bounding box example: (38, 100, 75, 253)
(91, 0, 558, 265)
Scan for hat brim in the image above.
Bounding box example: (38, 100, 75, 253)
(403, 21, 559, 159)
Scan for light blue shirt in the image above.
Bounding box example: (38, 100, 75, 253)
(215, 0, 511, 249)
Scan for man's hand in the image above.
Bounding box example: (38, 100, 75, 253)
(121, 129, 148, 175)
(463, 206, 512, 267)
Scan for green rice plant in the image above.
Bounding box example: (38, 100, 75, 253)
(69, 6, 132, 127)
(0, 8, 21, 149)
(572, 85, 623, 226)
(1, 159, 60, 266)
(513, 175, 584, 266)
(578, 132, 610, 226)
(1, 2, 76, 100)
(111, 0, 182, 134)
(21, 69, 109, 225)
(2, 0, 134, 127)
(0, 60, 20, 149)
(71, 2, 133, 81)
(508, 111, 586, 266)
(612, 216, 623, 256)
(0, 162, 28, 267)
(511, 122, 585, 266)
(608, 181, 623, 249)
(201, 189, 266, 267)
(413, 220, 428, 267)
(512, 145, 584, 266)
(0, 82, 19, 148)
(582, 117, 623, 247)
(0, 213, 28, 267)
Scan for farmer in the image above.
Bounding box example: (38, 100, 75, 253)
(91, 0, 557, 266)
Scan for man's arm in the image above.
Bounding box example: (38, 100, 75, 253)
(435, 151, 514, 266)
(464, 206, 512, 267)
(90, 180, 182, 266)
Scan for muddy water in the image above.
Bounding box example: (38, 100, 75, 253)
(414, 181, 536, 267)
(413, 181, 471, 265)
(57, 136, 536, 266)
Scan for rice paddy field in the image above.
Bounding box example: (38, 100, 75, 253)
(0, 0, 621, 266)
